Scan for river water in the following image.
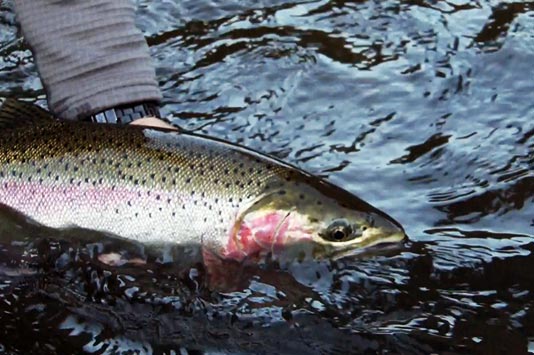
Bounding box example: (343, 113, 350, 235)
(1, 0, 533, 354)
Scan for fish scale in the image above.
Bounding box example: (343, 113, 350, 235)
(0, 119, 287, 248)
(0, 100, 405, 260)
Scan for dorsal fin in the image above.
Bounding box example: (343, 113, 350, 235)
(0, 98, 54, 129)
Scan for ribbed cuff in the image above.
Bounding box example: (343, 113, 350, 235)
(13, 0, 162, 120)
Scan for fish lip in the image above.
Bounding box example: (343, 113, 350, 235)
(330, 234, 407, 260)
(320, 230, 407, 260)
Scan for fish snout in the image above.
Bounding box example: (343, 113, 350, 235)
(364, 212, 406, 245)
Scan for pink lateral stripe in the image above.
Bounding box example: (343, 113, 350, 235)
(0, 180, 175, 214)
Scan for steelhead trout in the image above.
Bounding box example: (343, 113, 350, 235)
(0, 99, 405, 262)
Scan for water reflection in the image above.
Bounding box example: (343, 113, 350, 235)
(1, 0, 534, 353)
(1, 205, 533, 354)
(474, 2, 534, 51)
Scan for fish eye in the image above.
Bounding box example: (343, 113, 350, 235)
(321, 219, 356, 242)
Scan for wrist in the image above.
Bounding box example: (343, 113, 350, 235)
(84, 101, 161, 125)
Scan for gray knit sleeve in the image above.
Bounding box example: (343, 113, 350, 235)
(13, 0, 162, 120)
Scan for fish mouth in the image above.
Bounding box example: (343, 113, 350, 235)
(360, 225, 406, 246)
(329, 236, 406, 260)
(330, 229, 406, 260)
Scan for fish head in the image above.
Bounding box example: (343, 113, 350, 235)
(224, 176, 406, 261)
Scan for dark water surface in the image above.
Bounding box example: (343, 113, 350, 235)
(1, 0, 534, 354)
